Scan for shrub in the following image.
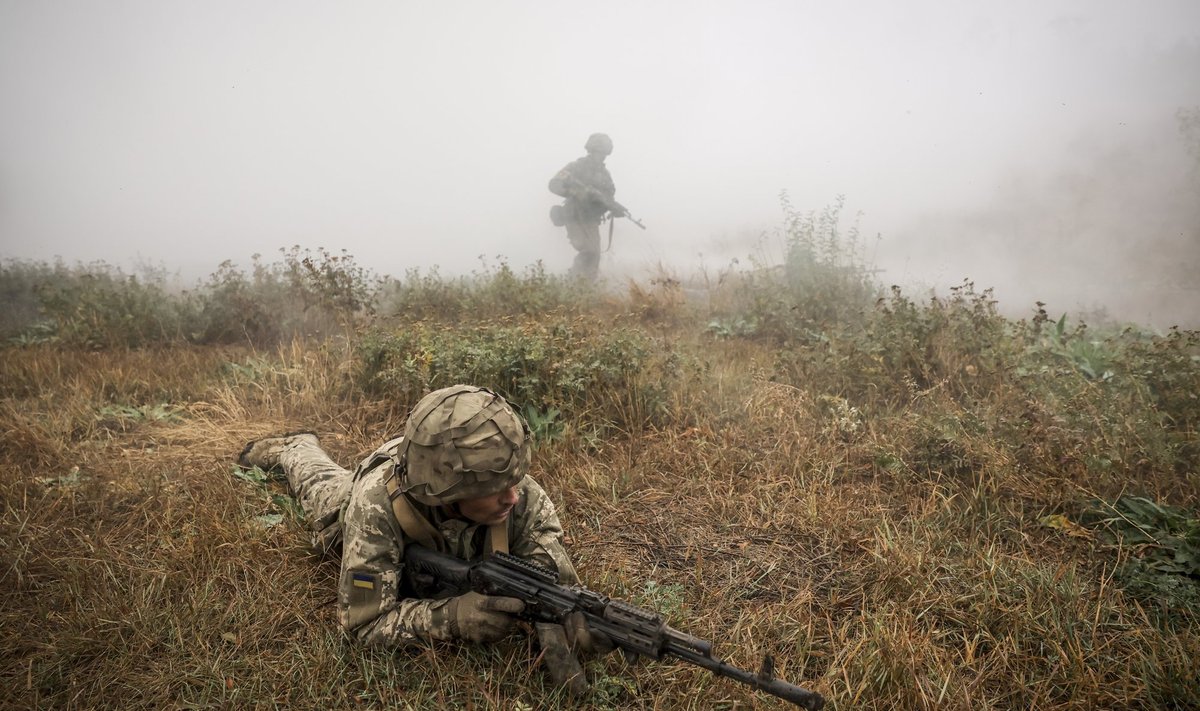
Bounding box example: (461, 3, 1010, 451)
(1121, 327, 1200, 455)
(708, 195, 882, 343)
(24, 261, 187, 348)
(1, 249, 385, 348)
(276, 246, 382, 321)
(354, 317, 685, 434)
(379, 259, 592, 324)
(191, 248, 383, 345)
(0, 259, 59, 341)
(189, 259, 278, 344)
(771, 280, 1019, 407)
(1009, 312, 1200, 490)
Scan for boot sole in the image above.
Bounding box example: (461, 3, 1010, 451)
(237, 431, 319, 469)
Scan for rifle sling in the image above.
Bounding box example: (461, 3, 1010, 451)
(484, 519, 509, 555)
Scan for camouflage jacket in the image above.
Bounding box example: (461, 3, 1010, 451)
(549, 156, 616, 223)
(337, 439, 579, 646)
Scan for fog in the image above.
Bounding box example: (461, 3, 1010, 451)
(2, 1, 1198, 326)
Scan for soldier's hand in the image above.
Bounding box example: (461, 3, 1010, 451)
(564, 610, 614, 656)
(536, 622, 589, 697)
(608, 203, 628, 218)
(447, 591, 525, 643)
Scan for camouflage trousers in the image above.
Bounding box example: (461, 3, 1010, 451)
(565, 218, 601, 280)
(278, 437, 354, 556)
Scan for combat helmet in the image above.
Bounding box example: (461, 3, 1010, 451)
(398, 385, 530, 506)
(584, 132, 613, 155)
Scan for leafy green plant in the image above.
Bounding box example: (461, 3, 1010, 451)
(632, 580, 687, 619)
(1081, 496, 1200, 612)
(1024, 310, 1116, 381)
(705, 315, 758, 339)
(522, 405, 563, 447)
(97, 404, 182, 423)
(36, 468, 88, 488)
(232, 466, 279, 485)
(232, 465, 303, 529)
(219, 356, 280, 384)
(7, 320, 58, 346)
(189, 248, 382, 344)
(1084, 496, 1200, 577)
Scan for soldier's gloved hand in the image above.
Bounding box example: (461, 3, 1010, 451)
(444, 591, 526, 643)
(564, 611, 614, 656)
(608, 203, 628, 218)
(536, 622, 589, 697)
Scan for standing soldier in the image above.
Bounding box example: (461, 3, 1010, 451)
(549, 133, 628, 280)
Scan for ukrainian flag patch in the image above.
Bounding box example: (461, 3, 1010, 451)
(351, 572, 376, 590)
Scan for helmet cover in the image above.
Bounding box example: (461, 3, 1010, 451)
(399, 385, 529, 505)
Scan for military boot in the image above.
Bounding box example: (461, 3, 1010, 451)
(238, 432, 319, 472)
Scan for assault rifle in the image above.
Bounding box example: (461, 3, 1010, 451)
(609, 201, 646, 230)
(404, 545, 825, 709)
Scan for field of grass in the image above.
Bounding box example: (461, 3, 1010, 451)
(2, 221, 1198, 709)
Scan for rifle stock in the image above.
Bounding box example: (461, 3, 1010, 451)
(404, 546, 825, 710)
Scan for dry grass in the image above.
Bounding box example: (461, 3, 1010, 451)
(2, 331, 1197, 711)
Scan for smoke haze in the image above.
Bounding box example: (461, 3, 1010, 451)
(2, 1, 1197, 325)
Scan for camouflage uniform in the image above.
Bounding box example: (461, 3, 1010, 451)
(270, 419, 578, 647)
(550, 133, 622, 280)
(240, 386, 613, 697)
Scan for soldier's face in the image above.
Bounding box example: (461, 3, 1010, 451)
(455, 485, 520, 525)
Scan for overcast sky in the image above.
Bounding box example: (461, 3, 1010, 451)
(2, 1, 1198, 325)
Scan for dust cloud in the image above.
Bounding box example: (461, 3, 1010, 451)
(877, 110, 1200, 327)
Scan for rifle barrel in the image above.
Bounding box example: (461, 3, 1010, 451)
(665, 643, 825, 710)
